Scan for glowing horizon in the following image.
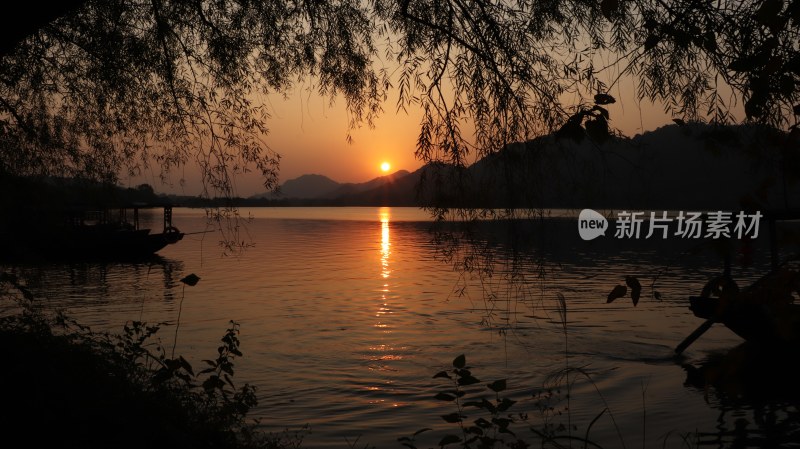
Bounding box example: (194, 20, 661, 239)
(123, 79, 742, 197)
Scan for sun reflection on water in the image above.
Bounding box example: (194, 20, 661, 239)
(376, 207, 394, 337)
(377, 208, 394, 336)
(365, 208, 405, 400)
(380, 207, 391, 279)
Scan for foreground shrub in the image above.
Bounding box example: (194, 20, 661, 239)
(0, 274, 300, 449)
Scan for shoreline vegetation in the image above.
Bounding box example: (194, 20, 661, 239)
(0, 277, 304, 449)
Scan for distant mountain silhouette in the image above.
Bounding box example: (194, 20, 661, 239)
(323, 169, 410, 197)
(251, 170, 416, 204)
(326, 170, 421, 205)
(247, 123, 799, 210)
(252, 173, 340, 199)
(466, 122, 799, 210)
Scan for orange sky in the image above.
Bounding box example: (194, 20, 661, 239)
(126, 76, 735, 197)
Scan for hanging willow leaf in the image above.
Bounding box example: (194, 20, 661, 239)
(703, 31, 717, 52)
(624, 277, 642, 306)
(600, 0, 619, 20)
(756, 0, 784, 25)
(781, 76, 796, 96)
(729, 56, 759, 72)
(644, 34, 660, 51)
(745, 95, 766, 118)
(791, 0, 800, 21)
(631, 287, 641, 306)
(765, 56, 784, 74)
(607, 285, 627, 303)
(625, 276, 641, 290)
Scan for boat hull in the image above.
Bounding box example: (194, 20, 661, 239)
(689, 296, 800, 346)
(1, 227, 183, 262)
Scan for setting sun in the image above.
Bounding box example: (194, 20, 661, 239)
(380, 162, 391, 172)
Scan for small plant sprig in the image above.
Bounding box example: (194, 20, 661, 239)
(399, 354, 528, 449)
(199, 320, 248, 396)
(112, 320, 170, 381)
(149, 319, 257, 428)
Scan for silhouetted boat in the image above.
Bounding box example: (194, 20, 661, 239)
(685, 268, 800, 348)
(0, 204, 184, 261)
(673, 209, 800, 353)
(689, 296, 800, 346)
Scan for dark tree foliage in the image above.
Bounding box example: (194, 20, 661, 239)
(0, 0, 798, 194)
(0, 0, 386, 195)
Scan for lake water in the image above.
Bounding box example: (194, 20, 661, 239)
(4, 207, 798, 448)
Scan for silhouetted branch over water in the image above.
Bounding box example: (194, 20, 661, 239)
(1, 0, 798, 199)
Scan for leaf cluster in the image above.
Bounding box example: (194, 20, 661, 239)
(399, 354, 527, 449)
